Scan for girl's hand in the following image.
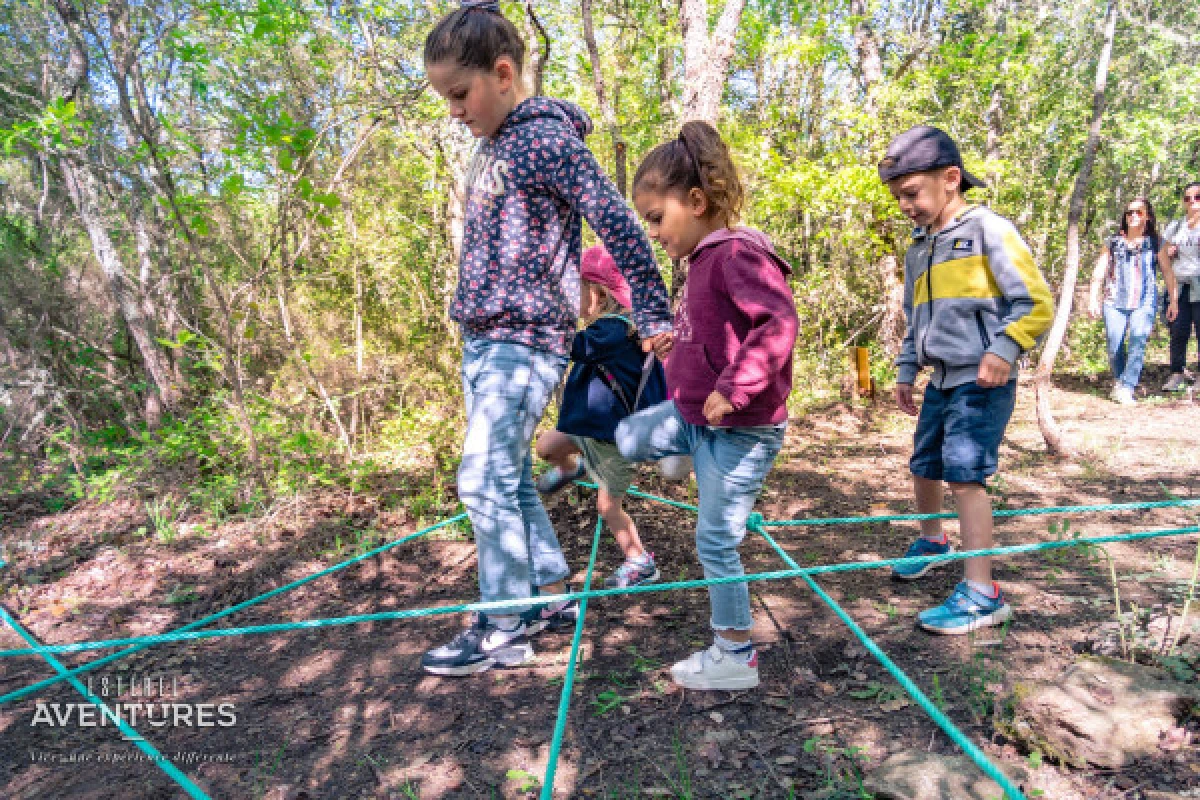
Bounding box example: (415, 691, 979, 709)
(1167, 300, 1179, 323)
(1168, 244, 1179, 259)
(643, 332, 674, 359)
(703, 390, 734, 425)
(1087, 298, 1101, 319)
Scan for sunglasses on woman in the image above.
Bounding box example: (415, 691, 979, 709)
(1125, 209, 1144, 217)
(1186, 193, 1200, 203)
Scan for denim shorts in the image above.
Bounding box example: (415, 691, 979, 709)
(910, 380, 1016, 485)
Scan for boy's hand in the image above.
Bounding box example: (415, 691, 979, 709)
(703, 390, 735, 425)
(894, 383, 918, 416)
(1167, 299, 1179, 323)
(643, 332, 674, 359)
(976, 353, 1012, 387)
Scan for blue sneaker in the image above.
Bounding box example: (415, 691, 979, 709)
(891, 536, 954, 580)
(918, 582, 1012, 635)
(536, 458, 585, 496)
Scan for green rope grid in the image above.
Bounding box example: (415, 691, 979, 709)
(3, 523, 1197, 658)
(1, 492, 1196, 800)
(541, 517, 604, 799)
(0, 560, 212, 799)
(0, 512, 467, 707)
(748, 522, 1029, 800)
(616, 482, 1200, 526)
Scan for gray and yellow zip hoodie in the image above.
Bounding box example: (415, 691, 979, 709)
(896, 205, 1054, 389)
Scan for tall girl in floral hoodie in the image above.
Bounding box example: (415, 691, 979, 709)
(420, 0, 672, 677)
(620, 121, 798, 691)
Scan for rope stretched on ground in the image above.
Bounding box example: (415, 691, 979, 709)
(3, 489, 1195, 800)
(0, 513, 468, 706)
(2, 524, 1195, 658)
(541, 517, 604, 799)
(0, 561, 212, 799)
(749, 523, 1029, 800)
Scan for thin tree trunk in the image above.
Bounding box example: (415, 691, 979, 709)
(680, 0, 747, 125)
(656, 1, 677, 118)
(850, 0, 882, 112)
(1034, 0, 1118, 457)
(61, 158, 176, 427)
(581, 0, 628, 195)
(524, 1, 550, 96)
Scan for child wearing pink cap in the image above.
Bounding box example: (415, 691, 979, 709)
(535, 245, 668, 589)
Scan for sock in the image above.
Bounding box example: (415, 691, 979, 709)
(630, 551, 654, 566)
(922, 531, 948, 544)
(713, 632, 756, 664)
(966, 580, 1000, 599)
(491, 614, 522, 631)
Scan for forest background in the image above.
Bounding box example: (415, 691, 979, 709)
(1, 0, 1197, 519)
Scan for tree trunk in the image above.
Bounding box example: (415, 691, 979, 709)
(849, 0, 882, 112)
(1034, 0, 1118, 457)
(656, 1, 677, 118)
(524, 1, 550, 96)
(581, 0, 628, 196)
(61, 158, 177, 427)
(679, 0, 747, 125)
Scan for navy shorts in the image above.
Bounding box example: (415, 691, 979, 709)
(910, 380, 1017, 485)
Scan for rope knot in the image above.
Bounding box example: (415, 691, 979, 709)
(746, 512, 765, 533)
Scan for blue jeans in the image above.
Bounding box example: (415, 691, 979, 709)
(1103, 301, 1156, 390)
(459, 338, 569, 610)
(615, 401, 785, 631)
(910, 380, 1017, 485)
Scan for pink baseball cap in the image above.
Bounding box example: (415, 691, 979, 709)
(580, 245, 632, 309)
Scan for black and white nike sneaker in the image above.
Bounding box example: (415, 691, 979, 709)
(420, 614, 534, 676)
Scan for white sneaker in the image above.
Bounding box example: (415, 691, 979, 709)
(669, 644, 759, 691)
(1111, 385, 1136, 405)
(1163, 373, 1189, 392)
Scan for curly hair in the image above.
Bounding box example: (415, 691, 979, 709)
(632, 120, 744, 227)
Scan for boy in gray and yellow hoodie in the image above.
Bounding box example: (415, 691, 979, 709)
(879, 126, 1054, 635)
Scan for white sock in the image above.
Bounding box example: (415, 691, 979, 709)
(966, 580, 998, 599)
(713, 632, 755, 663)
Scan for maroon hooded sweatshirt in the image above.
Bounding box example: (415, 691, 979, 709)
(667, 227, 798, 427)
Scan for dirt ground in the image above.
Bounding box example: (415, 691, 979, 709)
(1, 371, 1198, 800)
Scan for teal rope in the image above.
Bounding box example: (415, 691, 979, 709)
(541, 516, 604, 799)
(4, 524, 1196, 658)
(0, 561, 211, 799)
(748, 521, 1027, 800)
(575, 480, 700, 514)
(763, 498, 1200, 527)
(0, 513, 468, 706)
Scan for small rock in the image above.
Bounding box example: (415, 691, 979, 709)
(709, 711, 724, 723)
(863, 752, 1032, 800)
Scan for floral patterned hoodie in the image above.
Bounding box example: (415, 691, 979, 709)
(450, 97, 672, 356)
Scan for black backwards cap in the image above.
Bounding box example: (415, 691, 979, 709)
(877, 125, 986, 191)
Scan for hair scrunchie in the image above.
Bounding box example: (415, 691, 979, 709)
(460, 0, 501, 12)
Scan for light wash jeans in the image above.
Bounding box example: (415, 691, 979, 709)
(615, 400, 785, 631)
(459, 338, 569, 610)
(1103, 301, 1156, 390)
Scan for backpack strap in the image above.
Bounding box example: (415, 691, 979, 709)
(633, 353, 657, 411)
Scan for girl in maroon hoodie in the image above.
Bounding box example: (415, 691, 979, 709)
(618, 121, 798, 691)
